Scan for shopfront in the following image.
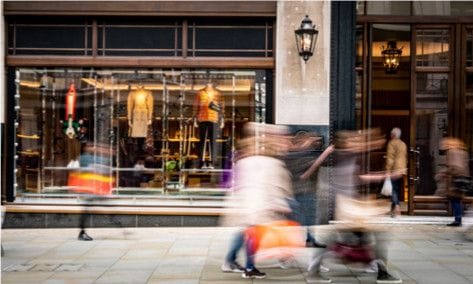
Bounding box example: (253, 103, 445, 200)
(2, 1, 336, 227)
(2, 2, 277, 207)
(13, 68, 269, 197)
(355, 1, 473, 215)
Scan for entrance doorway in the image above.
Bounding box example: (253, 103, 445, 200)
(358, 22, 473, 215)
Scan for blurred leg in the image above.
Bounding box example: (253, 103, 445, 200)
(225, 230, 244, 263)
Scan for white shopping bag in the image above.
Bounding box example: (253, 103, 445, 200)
(381, 176, 392, 196)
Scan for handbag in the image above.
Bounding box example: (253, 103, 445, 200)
(381, 176, 392, 196)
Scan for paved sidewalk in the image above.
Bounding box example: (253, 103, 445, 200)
(2, 221, 473, 283)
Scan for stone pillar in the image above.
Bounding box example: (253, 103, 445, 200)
(276, 1, 332, 224)
(275, 1, 331, 126)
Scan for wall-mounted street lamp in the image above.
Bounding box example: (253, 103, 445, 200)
(381, 41, 403, 74)
(295, 15, 318, 63)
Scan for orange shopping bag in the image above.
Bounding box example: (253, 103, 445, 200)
(68, 171, 114, 195)
(245, 220, 305, 254)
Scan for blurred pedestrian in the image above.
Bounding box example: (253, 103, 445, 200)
(221, 122, 293, 279)
(308, 129, 402, 284)
(436, 137, 470, 227)
(284, 131, 326, 248)
(68, 142, 114, 240)
(385, 127, 407, 217)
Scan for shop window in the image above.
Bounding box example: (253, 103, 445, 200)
(14, 68, 269, 198)
(366, 1, 411, 15)
(7, 17, 92, 55)
(98, 18, 181, 56)
(188, 18, 273, 57)
(416, 29, 450, 67)
(413, 1, 473, 15)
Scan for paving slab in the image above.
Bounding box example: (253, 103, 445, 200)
(2, 223, 473, 283)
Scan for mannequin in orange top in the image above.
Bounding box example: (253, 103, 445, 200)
(193, 82, 224, 169)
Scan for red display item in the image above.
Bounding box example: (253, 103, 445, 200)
(65, 83, 77, 120)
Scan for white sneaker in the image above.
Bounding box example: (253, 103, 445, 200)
(307, 274, 332, 283)
(221, 261, 245, 273)
(278, 258, 295, 269)
(320, 265, 330, 273)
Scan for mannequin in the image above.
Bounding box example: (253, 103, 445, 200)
(193, 82, 224, 169)
(63, 83, 81, 167)
(127, 86, 153, 138)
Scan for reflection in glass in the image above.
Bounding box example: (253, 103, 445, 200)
(466, 73, 473, 178)
(14, 69, 266, 197)
(467, 29, 473, 68)
(416, 29, 450, 67)
(356, 1, 365, 15)
(413, 1, 473, 15)
(415, 73, 449, 195)
(366, 1, 411, 15)
(355, 71, 363, 130)
(356, 25, 364, 67)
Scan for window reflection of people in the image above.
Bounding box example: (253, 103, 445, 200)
(385, 127, 407, 218)
(127, 87, 153, 138)
(193, 82, 224, 169)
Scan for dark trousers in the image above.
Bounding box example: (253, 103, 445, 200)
(197, 121, 218, 165)
(450, 197, 463, 223)
(390, 177, 403, 211)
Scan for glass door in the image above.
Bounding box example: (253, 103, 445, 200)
(410, 26, 452, 214)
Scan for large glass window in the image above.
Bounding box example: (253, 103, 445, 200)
(14, 69, 268, 198)
(366, 1, 411, 16)
(416, 29, 450, 67)
(413, 1, 473, 16)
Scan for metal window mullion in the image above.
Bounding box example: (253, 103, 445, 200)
(51, 74, 56, 186)
(14, 69, 20, 197)
(182, 20, 188, 58)
(92, 20, 98, 57)
(178, 76, 184, 187)
(102, 24, 106, 56)
(231, 74, 236, 189)
(265, 22, 268, 57)
(93, 74, 98, 151)
(40, 71, 47, 193)
(174, 21, 178, 57)
(13, 22, 17, 55)
(110, 75, 115, 193)
(192, 22, 196, 57)
(84, 21, 88, 56)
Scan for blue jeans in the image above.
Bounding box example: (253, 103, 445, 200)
(450, 198, 463, 223)
(289, 193, 317, 242)
(390, 177, 403, 211)
(225, 230, 245, 263)
(245, 234, 256, 270)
